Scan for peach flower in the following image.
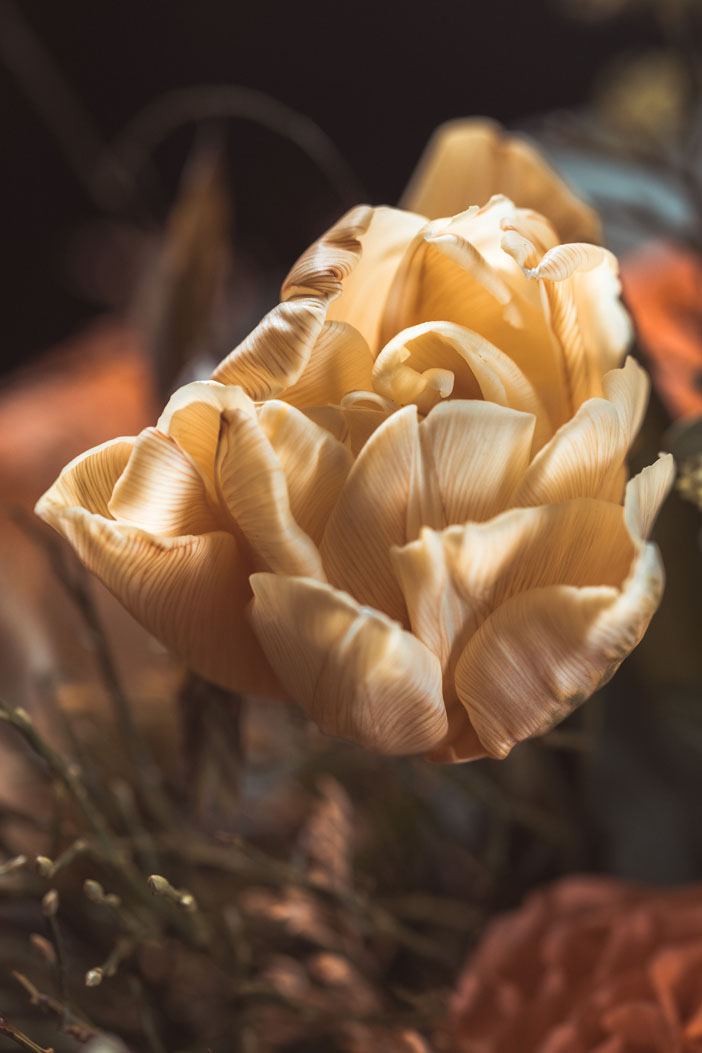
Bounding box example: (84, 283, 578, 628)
(445, 875, 702, 1053)
(36, 120, 674, 761)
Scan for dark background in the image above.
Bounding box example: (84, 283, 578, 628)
(0, 0, 664, 374)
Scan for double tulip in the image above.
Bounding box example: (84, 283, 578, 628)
(37, 120, 673, 761)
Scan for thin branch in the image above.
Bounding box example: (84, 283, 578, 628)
(0, 699, 114, 854)
(99, 84, 365, 211)
(11, 973, 98, 1044)
(0, 1016, 53, 1053)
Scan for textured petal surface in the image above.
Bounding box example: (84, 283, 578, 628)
(451, 458, 673, 758)
(249, 573, 447, 754)
(36, 436, 133, 518)
(502, 230, 632, 410)
(373, 320, 551, 450)
(256, 401, 352, 544)
(108, 427, 219, 536)
(321, 406, 418, 622)
(279, 320, 374, 407)
(381, 199, 569, 429)
(513, 356, 649, 506)
(454, 546, 664, 758)
(212, 206, 371, 395)
(215, 408, 325, 579)
(401, 118, 601, 243)
(321, 400, 535, 622)
(36, 436, 279, 695)
(393, 498, 635, 686)
(156, 381, 256, 488)
(409, 400, 535, 534)
(327, 206, 427, 353)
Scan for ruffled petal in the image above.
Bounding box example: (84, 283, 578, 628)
(381, 199, 569, 429)
(373, 320, 551, 450)
(108, 427, 219, 536)
(322, 398, 537, 621)
(156, 381, 255, 487)
(36, 435, 279, 695)
(35, 514, 277, 696)
(502, 229, 632, 409)
(393, 498, 636, 688)
(215, 407, 325, 579)
(278, 320, 374, 407)
(454, 546, 664, 758)
(249, 573, 447, 754)
(401, 118, 601, 243)
(451, 458, 673, 758)
(624, 453, 675, 540)
(513, 357, 649, 506)
(35, 436, 133, 518)
(256, 401, 353, 544)
(326, 206, 427, 354)
(211, 206, 371, 396)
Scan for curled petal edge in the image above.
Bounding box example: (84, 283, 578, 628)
(249, 573, 448, 755)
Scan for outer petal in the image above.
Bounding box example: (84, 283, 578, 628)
(36, 436, 133, 517)
(278, 320, 374, 407)
(35, 443, 278, 696)
(326, 206, 427, 353)
(401, 118, 601, 243)
(249, 573, 447, 754)
(156, 381, 256, 488)
(513, 357, 649, 507)
(454, 551, 663, 758)
(452, 455, 674, 758)
(211, 206, 372, 396)
(392, 498, 636, 686)
(108, 427, 219, 536)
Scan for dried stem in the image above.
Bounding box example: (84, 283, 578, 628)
(11, 972, 98, 1044)
(0, 699, 114, 853)
(0, 1016, 54, 1053)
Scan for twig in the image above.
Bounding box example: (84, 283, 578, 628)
(0, 856, 27, 877)
(37, 839, 90, 879)
(85, 937, 137, 987)
(11, 973, 97, 1044)
(0, 700, 113, 854)
(99, 85, 364, 212)
(41, 892, 70, 1026)
(0, 1015, 53, 1053)
(185, 834, 453, 965)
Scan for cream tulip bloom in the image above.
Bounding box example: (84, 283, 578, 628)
(36, 121, 673, 762)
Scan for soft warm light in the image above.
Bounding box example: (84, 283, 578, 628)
(36, 120, 673, 761)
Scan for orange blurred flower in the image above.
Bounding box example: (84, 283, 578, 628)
(621, 241, 702, 421)
(36, 121, 673, 760)
(445, 875, 702, 1052)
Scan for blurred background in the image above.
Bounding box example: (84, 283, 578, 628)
(0, 1, 700, 1051)
(0, 0, 698, 370)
